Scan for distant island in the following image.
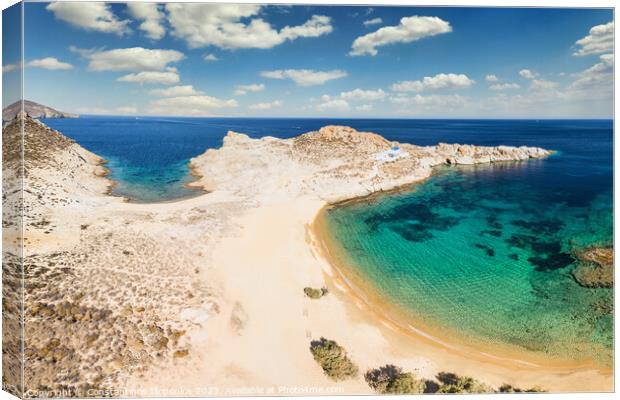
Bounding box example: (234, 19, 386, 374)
(2, 99, 78, 121)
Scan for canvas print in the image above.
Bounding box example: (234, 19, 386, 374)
(1, 1, 614, 398)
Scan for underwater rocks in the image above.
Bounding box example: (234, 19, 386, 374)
(571, 247, 613, 288)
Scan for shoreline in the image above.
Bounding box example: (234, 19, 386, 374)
(311, 202, 610, 373)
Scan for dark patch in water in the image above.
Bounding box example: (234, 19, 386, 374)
(511, 218, 564, 235)
(480, 229, 502, 237)
(528, 253, 574, 272)
(365, 203, 460, 242)
(475, 243, 495, 257)
(508, 253, 519, 261)
(485, 216, 503, 230)
(506, 234, 572, 272)
(505, 233, 537, 249)
(390, 223, 434, 242)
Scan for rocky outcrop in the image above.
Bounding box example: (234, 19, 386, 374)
(2, 100, 79, 121)
(571, 247, 613, 288)
(189, 125, 552, 204)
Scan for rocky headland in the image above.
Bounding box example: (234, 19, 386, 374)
(189, 125, 550, 204)
(2, 100, 79, 122)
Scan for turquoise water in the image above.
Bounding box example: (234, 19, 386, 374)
(324, 120, 613, 365)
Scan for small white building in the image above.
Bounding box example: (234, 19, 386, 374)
(374, 144, 409, 162)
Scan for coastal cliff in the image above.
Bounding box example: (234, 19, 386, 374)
(189, 125, 551, 203)
(2, 100, 79, 121)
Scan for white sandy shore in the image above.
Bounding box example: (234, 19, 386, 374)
(12, 120, 612, 395)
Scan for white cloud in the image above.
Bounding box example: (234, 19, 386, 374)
(573, 21, 613, 56)
(569, 53, 613, 91)
(149, 85, 202, 97)
(489, 83, 520, 90)
(389, 94, 467, 108)
(356, 104, 373, 111)
(77, 47, 184, 72)
(117, 68, 180, 85)
(280, 15, 333, 41)
(115, 106, 138, 114)
(234, 83, 265, 96)
(519, 69, 538, 80)
(485, 74, 498, 82)
(530, 79, 559, 90)
(46, 2, 130, 35)
(204, 54, 219, 62)
(75, 105, 138, 115)
(350, 16, 451, 56)
(260, 69, 347, 86)
(150, 95, 238, 116)
(2, 64, 19, 73)
(126, 3, 165, 40)
(27, 57, 73, 70)
(248, 100, 282, 110)
(166, 4, 332, 49)
(363, 17, 382, 27)
(391, 73, 474, 92)
(339, 88, 386, 101)
(316, 96, 350, 112)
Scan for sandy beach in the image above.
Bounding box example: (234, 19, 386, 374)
(5, 119, 612, 396)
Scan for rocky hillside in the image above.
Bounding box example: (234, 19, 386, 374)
(3, 100, 78, 121)
(189, 125, 552, 203)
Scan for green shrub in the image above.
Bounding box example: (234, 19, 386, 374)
(435, 372, 494, 393)
(309, 337, 358, 380)
(499, 384, 546, 393)
(365, 365, 425, 394)
(304, 286, 328, 299)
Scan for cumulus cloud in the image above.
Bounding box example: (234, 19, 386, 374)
(126, 3, 165, 40)
(2, 63, 19, 73)
(391, 73, 474, 92)
(389, 93, 467, 109)
(350, 16, 451, 56)
(485, 74, 498, 82)
(149, 94, 238, 116)
(117, 68, 180, 85)
(569, 53, 613, 91)
(530, 79, 559, 90)
(339, 88, 386, 101)
(573, 21, 613, 56)
(149, 85, 202, 97)
(46, 2, 130, 35)
(27, 57, 73, 70)
(489, 82, 520, 90)
(74, 47, 184, 72)
(204, 54, 219, 62)
(248, 100, 282, 110)
(234, 83, 265, 96)
(356, 104, 373, 111)
(519, 69, 538, 80)
(363, 17, 382, 27)
(166, 4, 332, 49)
(316, 96, 350, 112)
(75, 105, 138, 115)
(260, 69, 347, 86)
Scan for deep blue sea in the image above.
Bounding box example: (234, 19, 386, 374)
(43, 116, 613, 364)
(43, 117, 613, 203)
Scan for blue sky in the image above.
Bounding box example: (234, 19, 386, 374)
(2, 3, 614, 118)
